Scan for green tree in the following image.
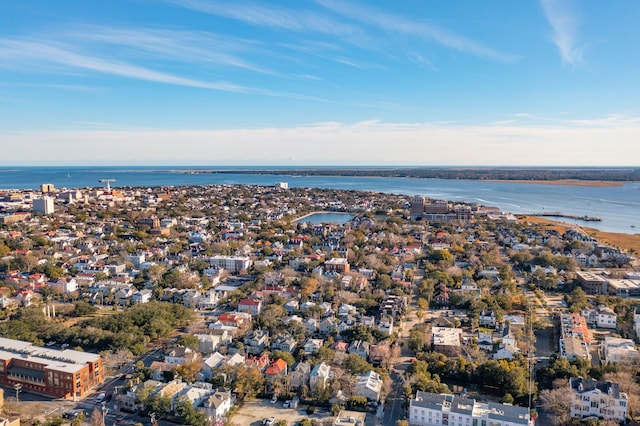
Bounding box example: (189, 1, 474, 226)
(271, 350, 295, 367)
(343, 354, 374, 375)
(176, 399, 206, 426)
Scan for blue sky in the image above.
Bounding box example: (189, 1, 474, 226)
(1, 0, 639, 166)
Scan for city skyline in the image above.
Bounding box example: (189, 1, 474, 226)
(1, 1, 639, 166)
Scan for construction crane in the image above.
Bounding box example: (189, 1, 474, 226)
(98, 178, 116, 192)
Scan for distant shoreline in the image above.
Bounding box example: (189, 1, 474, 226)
(171, 167, 640, 183)
(519, 215, 640, 254)
(488, 179, 624, 187)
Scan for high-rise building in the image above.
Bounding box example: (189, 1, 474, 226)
(410, 195, 426, 220)
(33, 197, 55, 214)
(40, 183, 55, 193)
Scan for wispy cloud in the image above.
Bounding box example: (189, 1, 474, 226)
(539, 0, 582, 67)
(0, 37, 327, 101)
(167, 0, 366, 41)
(66, 26, 276, 75)
(316, 0, 517, 62)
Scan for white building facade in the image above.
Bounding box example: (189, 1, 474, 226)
(409, 391, 534, 426)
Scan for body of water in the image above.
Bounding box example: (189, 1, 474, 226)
(1, 166, 639, 234)
(295, 212, 355, 225)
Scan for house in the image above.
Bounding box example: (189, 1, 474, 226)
(284, 300, 299, 314)
(303, 339, 324, 356)
(477, 330, 493, 352)
(203, 388, 233, 422)
(289, 362, 311, 391)
(478, 310, 497, 328)
(493, 323, 519, 360)
(196, 331, 231, 355)
(319, 317, 338, 335)
(330, 341, 348, 352)
(348, 340, 370, 359)
(265, 358, 288, 377)
(245, 353, 270, 372)
(354, 370, 383, 401)
(368, 344, 389, 366)
(244, 330, 270, 355)
(337, 303, 357, 318)
(201, 353, 226, 379)
(238, 298, 262, 316)
(377, 317, 393, 335)
(15, 290, 35, 307)
(432, 327, 462, 357)
(131, 289, 153, 304)
(165, 347, 200, 366)
(409, 391, 534, 426)
(569, 377, 628, 423)
(325, 258, 350, 273)
(333, 410, 366, 426)
(582, 305, 617, 329)
(602, 337, 639, 364)
(270, 334, 297, 353)
(303, 318, 318, 333)
(309, 362, 331, 390)
(182, 290, 201, 308)
(49, 277, 78, 294)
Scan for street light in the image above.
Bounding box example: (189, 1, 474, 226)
(14, 383, 22, 401)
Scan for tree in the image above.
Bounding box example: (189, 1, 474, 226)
(175, 361, 201, 383)
(343, 354, 374, 375)
(234, 365, 266, 400)
(538, 388, 573, 426)
(148, 394, 172, 418)
(176, 399, 206, 426)
(408, 327, 427, 352)
(567, 287, 588, 313)
(271, 350, 295, 367)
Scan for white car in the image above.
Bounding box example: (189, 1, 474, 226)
(263, 417, 276, 426)
(271, 396, 278, 404)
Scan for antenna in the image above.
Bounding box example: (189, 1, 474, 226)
(98, 178, 116, 192)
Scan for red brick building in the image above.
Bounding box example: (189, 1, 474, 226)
(0, 337, 103, 399)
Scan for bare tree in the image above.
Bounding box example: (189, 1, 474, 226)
(604, 370, 640, 421)
(538, 388, 573, 426)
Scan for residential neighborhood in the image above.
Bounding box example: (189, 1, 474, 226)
(0, 183, 638, 426)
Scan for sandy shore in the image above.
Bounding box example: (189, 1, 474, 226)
(491, 179, 626, 187)
(519, 216, 640, 254)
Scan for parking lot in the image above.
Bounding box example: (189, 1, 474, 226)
(232, 399, 332, 426)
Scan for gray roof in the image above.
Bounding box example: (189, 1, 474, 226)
(570, 377, 622, 399)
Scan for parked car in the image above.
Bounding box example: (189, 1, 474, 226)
(263, 417, 276, 426)
(96, 392, 106, 403)
(271, 396, 278, 404)
(283, 400, 291, 408)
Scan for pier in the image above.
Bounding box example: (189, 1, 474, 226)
(531, 212, 602, 222)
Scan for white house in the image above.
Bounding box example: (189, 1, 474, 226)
(582, 305, 617, 329)
(238, 298, 262, 316)
(569, 377, 628, 423)
(203, 388, 233, 422)
(309, 362, 331, 390)
(602, 336, 639, 364)
(354, 370, 383, 401)
(132, 289, 153, 304)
